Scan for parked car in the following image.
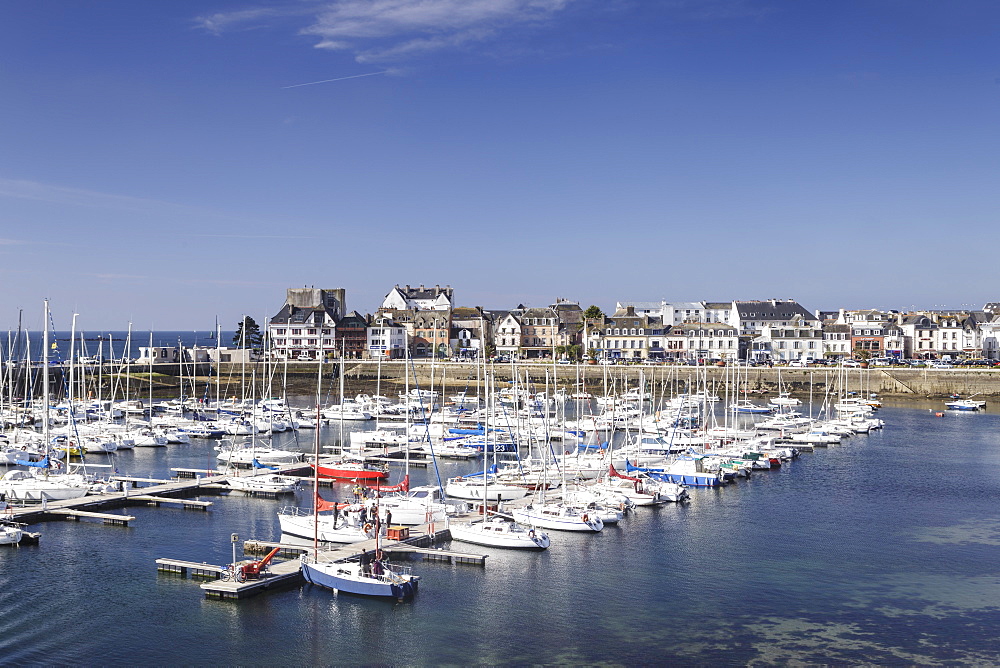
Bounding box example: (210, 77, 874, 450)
(931, 362, 954, 369)
(788, 360, 806, 367)
(841, 360, 862, 367)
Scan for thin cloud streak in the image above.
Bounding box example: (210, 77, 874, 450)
(281, 70, 389, 88)
(94, 273, 148, 281)
(0, 178, 320, 231)
(195, 234, 322, 240)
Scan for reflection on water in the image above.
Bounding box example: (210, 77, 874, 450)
(1, 404, 1000, 663)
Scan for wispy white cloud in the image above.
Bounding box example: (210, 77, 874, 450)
(0, 177, 192, 215)
(93, 273, 148, 281)
(662, 0, 773, 22)
(195, 233, 322, 240)
(195, 7, 292, 35)
(196, 0, 575, 64)
(0, 177, 292, 229)
(308, 0, 573, 63)
(0, 238, 24, 246)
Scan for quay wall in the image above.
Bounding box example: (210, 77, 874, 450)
(21, 361, 1000, 400)
(228, 362, 1000, 400)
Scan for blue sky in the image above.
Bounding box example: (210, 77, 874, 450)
(1, 0, 998, 331)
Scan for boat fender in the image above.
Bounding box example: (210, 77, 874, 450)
(528, 529, 535, 538)
(581, 513, 589, 523)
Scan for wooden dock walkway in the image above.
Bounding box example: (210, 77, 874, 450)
(165, 518, 487, 601)
(6, 475, 231, 527)
(199, 558, 305, 600)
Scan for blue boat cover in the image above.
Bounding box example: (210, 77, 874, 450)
(252, 458, 278, 470)
(16, 456, 48, 468)
(578, 441, 609, 450)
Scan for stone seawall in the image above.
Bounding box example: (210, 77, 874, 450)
(215, 362, 1000, 399)
(40, 361, 999, 400)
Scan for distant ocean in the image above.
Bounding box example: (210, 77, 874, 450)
(3, 331, 237, 361)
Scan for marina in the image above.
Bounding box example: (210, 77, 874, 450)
(2, 385, 1000, 662)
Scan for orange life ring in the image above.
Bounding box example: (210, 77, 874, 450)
(582, 514, 589, 523)
(363, 523, 373, 533)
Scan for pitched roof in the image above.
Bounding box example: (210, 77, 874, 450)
(734, 300, 817, 321)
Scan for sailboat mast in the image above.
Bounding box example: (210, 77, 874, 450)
(42, 300, 50, 477)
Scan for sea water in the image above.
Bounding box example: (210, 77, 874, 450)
(1, 403, 999, 665)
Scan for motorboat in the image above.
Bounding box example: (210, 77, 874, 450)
(376, 485, 455, 525)
(0, 521, 23, 545)
(278, 504, 379, 543)
(512, 502, 604, 532)
(944, 398, 987, 411)
(449, 517, 550, 549)
(226, 472, 300, 494)
(216, 439, 303, 466)
(444, 475, 530, 501)
(730, 400, 773, 414)
(0, 468, 90, 501)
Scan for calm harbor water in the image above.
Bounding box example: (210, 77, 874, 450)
(2, 403, 1000, 665)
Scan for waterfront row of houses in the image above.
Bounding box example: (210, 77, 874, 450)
(236, 286, 1000, 364)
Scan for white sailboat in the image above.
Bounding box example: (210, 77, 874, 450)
(449, 371, 551, 549)
(298, 406, 419, 601)
(0, 301, 89, 503)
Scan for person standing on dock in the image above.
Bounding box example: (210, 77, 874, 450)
(385, 508, 392, 528)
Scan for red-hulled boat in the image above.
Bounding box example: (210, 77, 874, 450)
(312, 460, 388, 481)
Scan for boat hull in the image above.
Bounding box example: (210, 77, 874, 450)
(301, 560, 417, 601)
(313, 464, 387, 481)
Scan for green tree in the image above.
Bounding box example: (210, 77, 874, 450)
(584, 305, 605, 319)
(233, 316, 263, 351)
(568, 344, 582, 360)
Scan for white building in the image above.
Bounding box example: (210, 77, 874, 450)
(617, 300, 709, 326)
(494, 312, 523, 358)
(730, 300, 821, 337)
(367, 315, 407, 360)
(381, 284, 453, 311)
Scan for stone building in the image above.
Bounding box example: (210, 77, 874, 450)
(268, 288, 344, 361)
